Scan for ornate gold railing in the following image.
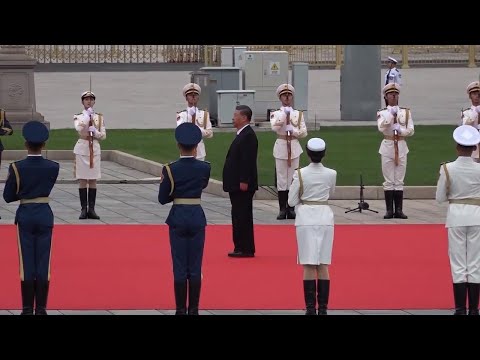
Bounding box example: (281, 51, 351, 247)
(5, 45, 480, 68)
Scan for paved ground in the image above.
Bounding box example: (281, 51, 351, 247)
(33, 67, 480, 129)
(0, 161, 447, 225)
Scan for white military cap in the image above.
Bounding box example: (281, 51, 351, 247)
(387, 56, 398, 63)
(182, 83, 201, 97)
(383, 83, 400, 96)
(467, 81, 480, 94)
(307, 137, 326, 152)
(276, 83, 295, 97)
(81, 91, 95, 100)
(453, 125, 480, 146)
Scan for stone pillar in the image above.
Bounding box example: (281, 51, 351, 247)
(340, 45, 381, 121)
(0, 45, 48, 129)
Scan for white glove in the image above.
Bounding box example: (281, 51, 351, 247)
(86, 107, 94, 116)
(392, 123, 401, 132)
(475, 106, 480, 114)
(188, 108, 196, 116)
(389, 106, 398, 115)
(285, 124, 294, 132)
(88, 126, 97, 134)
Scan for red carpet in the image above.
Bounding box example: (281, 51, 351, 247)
(0, 224, 452, 310)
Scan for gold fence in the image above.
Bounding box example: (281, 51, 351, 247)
(13, 45, 480, 67)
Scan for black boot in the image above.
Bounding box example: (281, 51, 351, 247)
(87, 188, 100, 219)
(303, 280, 316, 315)
(79, 188, 88, 219)
(393, 190, 408, 219)
(34, 280, 49, 315)
(467, 283, 480, 315)
(276, 191, 287, 220)
(317, 279, 330, 315)
(20, 280, 35, 315)
(174, 280, 188, 315)
(188, 279, 202, 315)
(285, 191, 296, 219)
(453, 282, 467, 315)
(383, 190, 394, 219)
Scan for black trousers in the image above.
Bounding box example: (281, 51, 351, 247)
(229, 191, 255, 254)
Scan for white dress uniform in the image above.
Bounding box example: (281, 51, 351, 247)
(377, 84, 414, 191)
(461, 81, 480, 161)
(288, 139, 337, 265)
(384, 57, 402, 86)
(176, 83, 213, 161)
(176, 108, 212, 161)
(270, 84, 308, 191)
(73, 109, 107, 179)
(436, 125, 480, 315)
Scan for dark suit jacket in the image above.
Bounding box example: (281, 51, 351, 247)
(222, 125, 258, 193)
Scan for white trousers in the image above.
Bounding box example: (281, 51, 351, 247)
(275, 157, 300, 191)
(381, 155, 407, 191)
(448, 226, 480, 283)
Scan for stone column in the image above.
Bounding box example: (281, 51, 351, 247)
(340, 45, 381, 121)
(0, 45, 49, 129)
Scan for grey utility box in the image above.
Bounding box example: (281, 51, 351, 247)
(199, 66, 242, 122)
(217, 90, 255, 127)
(244, 51, 289, 121)
(189, 70, 211, 111)
(221, 46, 247, 69)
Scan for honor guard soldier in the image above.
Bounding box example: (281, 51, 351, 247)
(176, 83, 213, 161)
(0, 108, 13, 219)
(436, 125, 480, 315)
(158, 122, 211, 315)
(377, 83, 414, 219)
(73, 91, 107, 220)
(288, 138, 337, 315)
(384, 57, 402, 106)
(461, 81, 480, 162)
(270, 84, 308, 220)
(384, 56, 402, 86)
(3, 121, 60, 315)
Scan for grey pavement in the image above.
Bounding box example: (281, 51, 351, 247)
(34, 67, 480, 129)
(0, 160, 453, 315)
(0, 160, 448, 225)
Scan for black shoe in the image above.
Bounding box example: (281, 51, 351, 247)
(383, 190, 394, 219)
(174, 280, 187, 315)
(228, 251, 254, 258)
(276, 191, 288, 220)
(468, 283, 480, 315)
(34, 280, 49, 315)
(453, 282, 467, 315)
(87, 188, 100, 219)
(188, 279, 202, 315)
(317, 279, 330, 315)
(20, 280, 35, 315)
(303, 280, 316, 315)
(393, 190, 408, 219)
(286, 207, 296, 219)
(79, 188, 88, 219)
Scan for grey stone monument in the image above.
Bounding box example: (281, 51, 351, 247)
(0, 45, 48, 129)
(340, 45, 381, 121)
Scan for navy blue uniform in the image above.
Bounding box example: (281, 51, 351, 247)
(3, 156, 60, 280)
(158, 156, 211, 315)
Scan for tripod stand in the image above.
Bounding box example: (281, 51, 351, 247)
(345, 174, 378, 214)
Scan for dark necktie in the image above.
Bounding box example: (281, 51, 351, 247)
(385, 69, 391, 85)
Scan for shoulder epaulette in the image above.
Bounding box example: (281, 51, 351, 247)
(176, 109, 186, 114)
(165, 160, 178, 166)
(399, 107, 410, 110)
(96, 112, 103, 116)
(378, 107, 387, 112)
(74, 113, 82, 116)
(440, 161, 451, 165)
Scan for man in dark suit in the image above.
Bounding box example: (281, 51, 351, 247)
(222, 105, 258, 258)
(158, 122, 211, 315)
(3, 121, 60, 315)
